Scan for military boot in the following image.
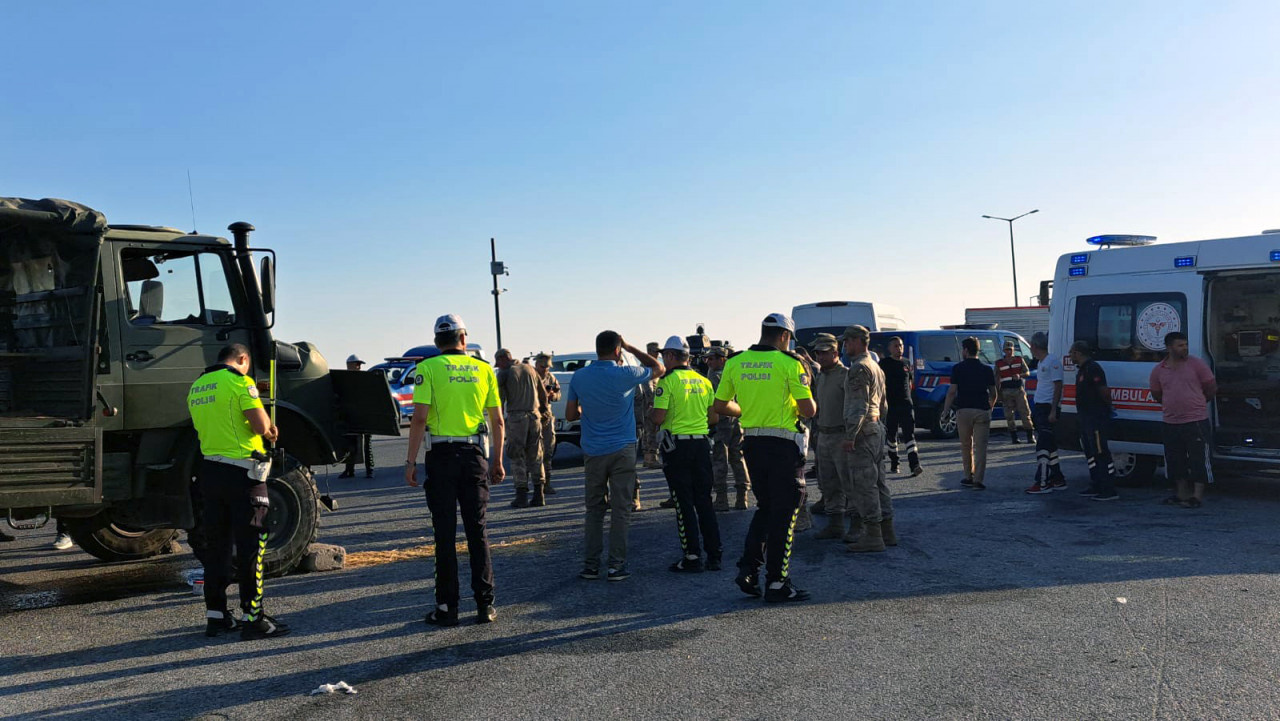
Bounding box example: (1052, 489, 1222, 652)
(810, 497, 826, 516)
(510, 488, 530, 508)
(794, 504, 813, 533)
(1024, 429, 1036, 444)
(880, 517, 898, 547)
(1010, 429, 1021, 444)
(733, 489, 749, 510)
(815, 512, 845, 540)
(713, 490, 730, 512)
(530, 487, 546, 507)
(643, 452, 662, 469)
(846, 521, 885, 553)
(842, 515, 863, 544)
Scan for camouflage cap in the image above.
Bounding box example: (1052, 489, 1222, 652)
(841, 325, 870, 341)
(705, 346, 728, 358)
(810, 332, 839, 352)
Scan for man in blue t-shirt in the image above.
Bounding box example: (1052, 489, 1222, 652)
(565, 331, 664, 581)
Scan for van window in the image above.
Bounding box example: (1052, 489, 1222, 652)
(1075, 293, 1187, 362)
(918, 335, 960, 362)
(976, 336, 1001, 364)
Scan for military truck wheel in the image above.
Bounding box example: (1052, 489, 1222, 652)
(65, 515, 180, 563)
(261, 465, 321, 577)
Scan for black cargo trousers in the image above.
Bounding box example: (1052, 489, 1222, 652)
(424, 442, 495, 609)
(198, 459, 270, 620)
(661, 437, 722, 561)
(738, 436, 804, 584)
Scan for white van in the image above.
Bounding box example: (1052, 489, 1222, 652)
(541, 350, 642, 447)
(1050, 232, 1280, 481)
(791, 300, 907, 347)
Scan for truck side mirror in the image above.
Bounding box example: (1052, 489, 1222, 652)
(260, 256, 276, 316)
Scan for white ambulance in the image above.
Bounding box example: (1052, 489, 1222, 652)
(1050, 232, 1280, 482)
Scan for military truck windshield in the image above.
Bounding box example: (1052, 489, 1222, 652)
(121, 249, 236, 326)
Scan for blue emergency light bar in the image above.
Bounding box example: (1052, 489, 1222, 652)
(1068, 266, 1088, 277)
(1086, 234, 1157, 247)
(1070, 253, 1090, 265)
(1271, 250, 1280, 262)
(1174, 256, 1197, 268)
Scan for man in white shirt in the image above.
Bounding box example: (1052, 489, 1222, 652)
(1025, 332, 1067, 494)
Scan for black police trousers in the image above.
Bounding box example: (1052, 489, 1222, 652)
(738, 436, 804, 584)
(884, 402, 919, 470)
(661, 437, 721, 561)
(198, 459, 270, 619)
(424, 442, 495, 608)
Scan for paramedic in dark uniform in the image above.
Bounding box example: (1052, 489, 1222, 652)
(404, 314, 506, 626)
(1069, 340, 1119, 502)
(713, 313, 817, 603)
(187, 343, 289, 640)
(879, 337, 923, 476)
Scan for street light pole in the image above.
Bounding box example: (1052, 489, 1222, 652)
(981, 209, 1039, 307)
(490, 238, 508, 351)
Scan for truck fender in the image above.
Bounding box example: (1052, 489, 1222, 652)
(275, 401, 338, 466)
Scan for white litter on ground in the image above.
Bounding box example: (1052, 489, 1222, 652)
(310, 681, 358, 696)
(1115, 597, 1128, 604)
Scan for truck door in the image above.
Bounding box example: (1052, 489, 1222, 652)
(116, 246, 253, 429)
(1206, 271, 1280, 460)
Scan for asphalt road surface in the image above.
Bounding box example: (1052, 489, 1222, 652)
(4, 432, 1280, 720)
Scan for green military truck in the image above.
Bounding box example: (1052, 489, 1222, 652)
(0, 197, 398, 575)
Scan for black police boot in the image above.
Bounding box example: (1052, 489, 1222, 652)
(476, 604, 497, 624)
(240, 614, 290, 641)
(734, 568, 762, 597)
(669, 555, 703, 573)
(706, 555, 723, 571)
(659, 496, 678, 509)
(510, 488, 530, 508)
(338, 466, 355, 479)
(425, 604, 459, 627)
(205, 611, 239, 638)
(764, 579, 811, 604)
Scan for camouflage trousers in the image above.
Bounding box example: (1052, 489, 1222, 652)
(504, 411, 546, 491)
(540, 413, 556, 481)
(847, 422, 892, 524)
(640, 401, 660, 456)
(815, 431, 852, 515)
(712, 417, 750, 493)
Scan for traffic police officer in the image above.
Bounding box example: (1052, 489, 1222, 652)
(187, 343, 289, 640)
(652, 335, 722, 572)
(713, 313, 817, 603)
(404, 314, 506, 626)
(879, 337, 923, 476)
(534, 353, 561, 493)
(705, 346, 750, 510)
(842, 325, 895, 553)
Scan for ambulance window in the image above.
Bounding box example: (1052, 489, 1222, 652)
(1075, 293, 1187, 362)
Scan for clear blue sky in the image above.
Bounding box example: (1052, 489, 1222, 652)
(4, 1, 1278, 363)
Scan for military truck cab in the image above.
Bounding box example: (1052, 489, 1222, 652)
(0, 198, 398, 574)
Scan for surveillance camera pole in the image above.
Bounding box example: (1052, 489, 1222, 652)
(490, 238, 508, 351)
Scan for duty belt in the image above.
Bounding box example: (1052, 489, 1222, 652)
(817, 425, 844, 434)
(205, 455, 256, 470)
(743, 428, 801, 440)
(430, 435, 483, 445)
(672, 434, 708, 440)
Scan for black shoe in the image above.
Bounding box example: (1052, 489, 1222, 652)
(890, 464, 900, 474)
(1092, 492, 1119, 502)
(764, 579, 811, 604)
(1010, 434, 1020, 445)
(425, 605, 459, 627)
(735, 569, 762, 597)
(476, 604, 497, 624)
(365, 470, 375, 479)
(1078, 487, 1100, 498)
(960, 477, 975, 487)
(338, 469, 355, 479)
(1025, 430, 1036, 444)
(910, 465, 924, 477)
(706, 557, 722, 571)
(510, 489, 530, 508)
(240, 614, 290, 640)
(971, 481, 987, 491)
(607, 567, 631, 582)
(205, 612, 239, 638)
(669, 556, 703, 573)
(579, 567, 601, 580)
(659, 497, 678, 509)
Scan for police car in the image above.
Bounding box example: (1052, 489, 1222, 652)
(370, 343, 488, 425)
(1049, 232, 1280, 483)
(869, 327, 1035, 439)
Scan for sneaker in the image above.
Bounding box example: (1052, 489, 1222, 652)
(578, 567, 601, 580)
(205, 611, 239, 638)
(52, 533, 74, 550)
(607, 567, 631, 582)
(910, 466, 924, 477)
(1078, 487, 1100, 498)
(971, 481, 987, 491)
(1092, 492, 1119, 502)
(960, 477, 975, 488)
(1047, 478, 1068, 491)
(424, 605, 459, 627)
(734, 569, 762, 597)
(764, 579, 811, 604)
(669, 555, 703, 573)
(476, 604, 497, 624)
(241, 614, 291, 640)
(1025, 482, 1052, 495)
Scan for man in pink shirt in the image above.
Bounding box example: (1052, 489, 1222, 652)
(1149, 332, 1217, 508)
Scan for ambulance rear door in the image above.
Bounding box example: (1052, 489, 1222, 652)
(1205, 270, 1280, 464)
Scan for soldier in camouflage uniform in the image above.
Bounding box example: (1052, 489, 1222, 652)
(495, 350, 548, 508)
(534, 353, 560, 494)
(639, 341, 663, 470)
(841, 325, 895, 553)
(705, 346, 750, 510)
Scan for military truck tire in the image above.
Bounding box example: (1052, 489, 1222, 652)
(65, 515, 181, 563)
(261, 465, 321, 577)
